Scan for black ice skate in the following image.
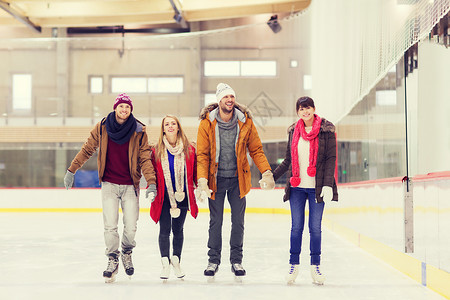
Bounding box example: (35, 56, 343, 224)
(103, 254, 119, 283)
(121, 250, 134, 278)
(204, 262, 219, 282)
(231, 263, 246, 282)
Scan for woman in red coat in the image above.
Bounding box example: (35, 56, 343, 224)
(150, 115, 198, 280)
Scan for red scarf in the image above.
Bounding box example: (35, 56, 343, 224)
(290, 114, 321, 187)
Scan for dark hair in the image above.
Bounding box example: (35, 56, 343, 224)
(296, 96, 315, 112)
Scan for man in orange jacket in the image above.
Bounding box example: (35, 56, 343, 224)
(196, 83, 275, 279)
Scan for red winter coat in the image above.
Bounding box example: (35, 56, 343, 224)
(150, 144, 198, 223)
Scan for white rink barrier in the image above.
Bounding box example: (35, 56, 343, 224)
(0, 187, 289, 213)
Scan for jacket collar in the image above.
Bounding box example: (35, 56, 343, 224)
(208, 107, 246, 123)
(199, 102, 252, 123)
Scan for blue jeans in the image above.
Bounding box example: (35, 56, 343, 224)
(289, 187, 324, 265)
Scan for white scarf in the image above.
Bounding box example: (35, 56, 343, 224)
(161, 136, 185, 217)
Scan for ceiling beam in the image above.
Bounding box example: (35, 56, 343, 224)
(0, 1, 41, 32)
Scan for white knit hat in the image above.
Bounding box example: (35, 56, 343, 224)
(216, 83, 236, 102)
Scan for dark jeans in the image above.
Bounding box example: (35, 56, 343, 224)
(158, 191, 187, 259)
(207, 176, 246, 265)
(289, 187, 324, 265)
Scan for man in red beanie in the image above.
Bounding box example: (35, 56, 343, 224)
(64, 93, 157, 283)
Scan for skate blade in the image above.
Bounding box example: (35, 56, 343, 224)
(287, 279, 295, 285)
(104, 275, 116, 283)
(206, 276, 215, 283)
(312, 280, 324, 285)
(234, 276, 244, 283)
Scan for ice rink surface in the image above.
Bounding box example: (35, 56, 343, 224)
(0, 212, 445, 300)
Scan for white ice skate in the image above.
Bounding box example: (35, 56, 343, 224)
(286, 264, 299, 284)
(171, 256, 185, 279)
(103, 256, 119, 283)
(310, 265, 325, 285)
(160, 257, 170, 280)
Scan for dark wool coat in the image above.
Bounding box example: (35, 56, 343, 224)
(273, 118, 338, 203)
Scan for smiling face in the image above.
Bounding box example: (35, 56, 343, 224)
(114, 103, 131, 124)
(297, 105, 316, 127)
(218, 94, 236, 115)
(163, 116, 179, 140)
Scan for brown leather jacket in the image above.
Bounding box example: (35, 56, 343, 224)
(68, 117, 156, 191)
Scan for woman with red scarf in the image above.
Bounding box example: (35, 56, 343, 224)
(273, 97, 338, 285)
(150, 115, 198, 280)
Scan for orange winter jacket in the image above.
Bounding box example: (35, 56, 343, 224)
(68, 117, 156, 192)
(197, 103, 271, 200)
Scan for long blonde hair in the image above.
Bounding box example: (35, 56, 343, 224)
(155, 115, 191, 162)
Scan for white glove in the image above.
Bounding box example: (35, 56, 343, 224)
(197, 178, 212, 202)
(194, 187, 203, 203)
(320, 186, 333, 202)
(259, 170, 275, 190)
(146, 184, 157, 203)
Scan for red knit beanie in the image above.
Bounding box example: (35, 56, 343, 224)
(113, 93, 133, 112)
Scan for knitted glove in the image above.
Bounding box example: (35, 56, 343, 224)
(146, 184, 157, 202)
(197, 178, 212, 202)
(259, 170, 275, 190)
(64, 170, 74, 190)
(320, 186, 333, 202)
(194, 187, 202, 203)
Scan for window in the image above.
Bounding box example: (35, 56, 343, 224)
(148, 77, 183, 93)
(111, 77, 148, 94)
(89, 76, 103, 94)
(303, 75, 312, 90)
(12, 74, 32, 110)
(204, 60, 277, 77)
(110, 76, 184, 94)
(204, 93, 216, 106)
(241, 61, 276, 76)
(204, 61, 240, 77)
(376, 90, 397, 106)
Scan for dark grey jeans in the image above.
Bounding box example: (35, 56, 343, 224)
(207, 176, 246, 265)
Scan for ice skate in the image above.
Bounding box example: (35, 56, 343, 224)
(310, 265, 325, 285)
(171, 256, 185, 279)
(231, 263, 246, 282)
(103, 255, 119, 283)
(204, 262, 218, 282)
(160, 257, 170, 280)
(286, 264, 299, 284)
(121, 250, 134, 278)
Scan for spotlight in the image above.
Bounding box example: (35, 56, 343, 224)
(267, 15, 282, 34)
(173, 12, 189, 29)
